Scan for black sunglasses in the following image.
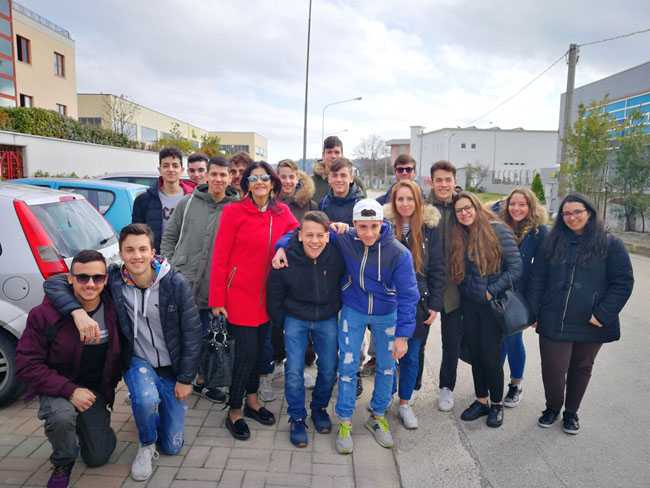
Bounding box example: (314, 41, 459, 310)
(395, 166, 415, 174)
(247, 174, 272, 183)
(71, 273, 107, 285)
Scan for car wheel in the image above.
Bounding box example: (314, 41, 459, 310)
(0, 331, 22, 406)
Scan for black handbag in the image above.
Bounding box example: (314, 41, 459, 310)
(201, 314, 235, 389)
(489, 287, 531, 336)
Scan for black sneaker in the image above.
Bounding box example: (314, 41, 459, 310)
(460, 400, 490, 421)
(193, 384, 227, 404)
(356, 374, 364, 398)
(503, 383, 522, 408)
(562, 411, 580, 435)
(486, 404, 504, 428)
(225, 416, 250, 441)
(537, 408, 559, 428)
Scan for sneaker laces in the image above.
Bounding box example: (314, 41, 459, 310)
(136, 444, 159, 463)
(507, 384, 519, 398)
(338, 422, 352, 439)
(373, 415, 390, 432)
(290, 418, 308, 428)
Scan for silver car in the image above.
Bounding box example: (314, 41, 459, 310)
(0, 182, 120, 405)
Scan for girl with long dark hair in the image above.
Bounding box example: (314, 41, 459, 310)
(209, 161, 299, 440)
(450, 191, 522, 428)
(528, 193, 633, 434)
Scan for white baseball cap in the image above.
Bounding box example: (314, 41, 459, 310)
(353, 198, 384, 221)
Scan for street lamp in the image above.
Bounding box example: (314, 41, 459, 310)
(321, 97, 362, 143)
(301, 0, 313, 171)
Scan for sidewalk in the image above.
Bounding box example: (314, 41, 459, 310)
(613, 231, 650, 257)
(0, 367, 403, 488)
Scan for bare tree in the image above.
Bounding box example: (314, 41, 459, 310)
(103, 94, 139, 140)
(465, 163, 490, 191)
(353, 134, 389, 188)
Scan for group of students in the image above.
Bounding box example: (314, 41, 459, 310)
(15, 136, 635, 488)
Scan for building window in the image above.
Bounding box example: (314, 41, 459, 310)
(0, 75, 14, 97)
(54, 52, 65, 77)
(16, 35, 30, 64)
(0, 57, 12, 76)
(0, 0, 10, 16)
(0, 16, 10, 37)
(0, 37, 12, 58)
(19, 94, 33, 107)
(460, 143, 467, 150)
(141, 126, 158, 143)
(79, 117, 102, 127)
(470, 143, 477, 150)
(56, 104, 67, 116)
(221, 144, 250, 155)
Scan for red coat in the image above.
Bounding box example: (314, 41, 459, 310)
(209, 197, 299, 326)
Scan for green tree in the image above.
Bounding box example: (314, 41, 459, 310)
(153, 122, 195, 155)
(611, 110, 650, 231)
(199, 134, 224, 158)
(562, 97, 616, 212)
(531, 172, 546, 204)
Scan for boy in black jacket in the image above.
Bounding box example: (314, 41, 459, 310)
(267, 211, 345, 448)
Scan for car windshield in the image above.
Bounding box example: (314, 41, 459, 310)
(29, 199, 117, 257)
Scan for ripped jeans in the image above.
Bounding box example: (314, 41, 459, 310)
(124, 357, 187, 454)
(335, 305, 397, 421)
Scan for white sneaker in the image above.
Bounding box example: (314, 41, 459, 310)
(438, 387, 454, 412)
(304, 371, 316, 390)
(131, 443, 158, 481)
(258, 374, 276, 402)
(399, 404, 419, 429)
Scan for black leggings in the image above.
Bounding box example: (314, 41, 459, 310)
(463, 300, 504, 403)
(228, 322, 270, 409)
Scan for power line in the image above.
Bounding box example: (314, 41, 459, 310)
(467, 51, 568, 125)
(578, 27, 650, 47)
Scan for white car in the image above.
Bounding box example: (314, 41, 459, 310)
(0, 182, 120, 405)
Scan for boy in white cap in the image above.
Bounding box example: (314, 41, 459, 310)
(273, 198, 419, 453)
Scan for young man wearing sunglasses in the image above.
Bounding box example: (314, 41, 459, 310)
(376, 154, 423, 205)
(43, 224, 202, 483)
(17, 250, 122, 488)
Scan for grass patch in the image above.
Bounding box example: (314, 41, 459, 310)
(476, 192, 505, 204)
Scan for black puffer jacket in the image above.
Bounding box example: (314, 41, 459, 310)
(460, 222, 523, 304)
(384, 204, 445, 338)
(527, 233, 634, 343)
(43, 264, 202, 384)
(266, 232, 346, 327)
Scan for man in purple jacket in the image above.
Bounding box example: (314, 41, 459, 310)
(16, 250, 122, 488)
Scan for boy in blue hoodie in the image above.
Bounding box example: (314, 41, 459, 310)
(273, 199, 419, 454)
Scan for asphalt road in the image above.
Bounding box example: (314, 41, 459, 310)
(394, 253, 649, 488)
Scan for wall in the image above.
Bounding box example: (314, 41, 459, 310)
(12, 6, 77, 117)
(211, 131, 268, 161)
(0, 129, 158, 177)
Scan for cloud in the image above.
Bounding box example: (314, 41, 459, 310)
(20, 0, 650, 162)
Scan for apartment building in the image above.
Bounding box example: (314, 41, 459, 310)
(78, 93, 268, 160)
(0, 1, 77, 116)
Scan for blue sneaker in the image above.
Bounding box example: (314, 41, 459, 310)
(311, 408, 332, 434)
(289, 418, 309, 448)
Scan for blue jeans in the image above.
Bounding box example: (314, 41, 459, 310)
(392, 336, 423, 401)
(124, 357, 187, 454)
(500, 331, 526, 380)
(284, 315, 338, 420)
(335, 305, 397, 420)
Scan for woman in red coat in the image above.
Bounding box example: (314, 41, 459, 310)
(210, 161, 299, 440)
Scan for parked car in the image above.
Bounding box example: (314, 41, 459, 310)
(98, 171, 160, 187)
(14, 178, 147, 232)
(0, 182, 120, 405)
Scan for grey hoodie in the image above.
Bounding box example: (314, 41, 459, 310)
(121, 260, 172, 368)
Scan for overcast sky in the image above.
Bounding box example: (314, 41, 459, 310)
(21, 0, 650, 162)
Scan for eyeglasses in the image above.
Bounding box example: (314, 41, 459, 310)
(71, 273, 107, 285)
(455, 205, 474, 215)
(562, 208, 587, 219)
(247, 174, 272, 183)
(395, 166, 415, 174)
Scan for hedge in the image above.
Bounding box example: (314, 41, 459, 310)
(0, 107, 137, 149)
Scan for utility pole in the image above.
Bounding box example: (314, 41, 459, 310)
(301, 0, 313, 171)
(559, 43, 579, 196)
